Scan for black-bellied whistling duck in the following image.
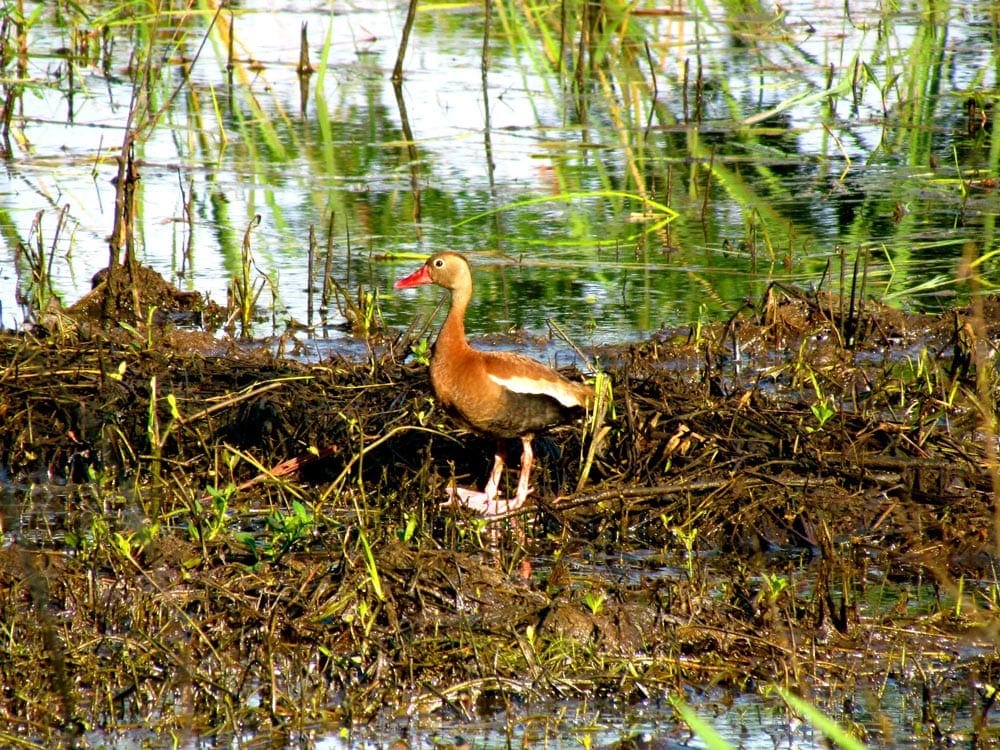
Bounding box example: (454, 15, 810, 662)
(395, 252, 593, 516)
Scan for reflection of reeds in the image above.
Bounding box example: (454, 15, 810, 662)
(494, 0, 922, 297)
(210, 7, 289, 160)
(8, 0, 993, 335)
(15, 206, 70, 322)
(229, 214, 267, 339)
(500, 0, 676, 196)
(0, 0, 29, 157)
(456, 189, 678, 249)
(309, 213, 383, 336)
(99, 4, 224, 324)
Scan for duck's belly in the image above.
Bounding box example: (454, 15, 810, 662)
(436, 382, 578, 438)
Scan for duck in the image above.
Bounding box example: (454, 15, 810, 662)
(395, 252, 593, 516)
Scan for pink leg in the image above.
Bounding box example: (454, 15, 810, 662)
(444, 445, 511, 516)
(510, 436, 534, 510)
(482, 447, 506, 499)
(443, 439, 537, 517)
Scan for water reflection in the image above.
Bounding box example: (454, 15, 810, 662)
(2, 1, 997, 344)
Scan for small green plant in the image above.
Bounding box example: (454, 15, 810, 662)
(398, 512, 418, 542)
(352, 596, 378, 639)
(349, 491, 385, 602)
(14, 206, 69, 321)
(146, 374, 181, 496)
(353, 286, 380, 336)
(807, 372, 836, 429)
(759, 572, 790, 607)
(412, 396, 435, 426)
(454, 514, 489, 547)
(230, 214, 268, 339)
(410, 337, 432, 366)
(238, 500, 316, 567)
(670, 523, 699, 581)
(810, 397, 836, 428)
(118, 305, 158, 351)
(909, 347, 935, 395)
(271, 498, 314, 537)
(692, 303, 707, 347)
(113, 522, 160, 560)
(266, 500, 315, 559)
(582, 590, 607, 615)
(190, 483, 236, 543)
(577, 365, 613, 492)
(66, 515, 111, 558)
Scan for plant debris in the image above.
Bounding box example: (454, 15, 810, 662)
(2, 277, 1000, 746)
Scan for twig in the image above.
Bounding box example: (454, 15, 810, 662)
(326, 424, 460, 496)
(546, 317, 593, 372)
(392, 0, 418, 82)
(176, 375, 315, 426)
(200, 443, 341, 502)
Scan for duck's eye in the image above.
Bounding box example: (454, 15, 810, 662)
(433, 258, 445, 268)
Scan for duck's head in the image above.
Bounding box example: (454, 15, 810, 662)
(394, 251, 472, 292)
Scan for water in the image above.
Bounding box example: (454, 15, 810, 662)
(3, 0, 998, 351)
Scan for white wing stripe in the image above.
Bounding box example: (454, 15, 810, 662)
(488, 373, 583, 407)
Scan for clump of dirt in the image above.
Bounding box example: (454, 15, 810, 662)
(2, 281, 1000, 745)
(45, 262, 225, 336)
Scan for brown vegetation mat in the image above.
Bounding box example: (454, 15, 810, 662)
(2, 286, 1000, 745)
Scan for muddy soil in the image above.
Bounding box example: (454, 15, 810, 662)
(2, 269, 1000, 746)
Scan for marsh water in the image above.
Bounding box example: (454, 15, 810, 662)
(4, 1, 1000, 748)
(4, 0, 1000, 348)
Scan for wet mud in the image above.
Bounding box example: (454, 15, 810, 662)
(2, 267, 1000, 746)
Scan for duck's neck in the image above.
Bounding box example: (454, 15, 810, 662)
(437, 285, 471, 354)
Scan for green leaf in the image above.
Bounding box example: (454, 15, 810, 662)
(669, 695, 733, 750)
(775, 688, 868, 750)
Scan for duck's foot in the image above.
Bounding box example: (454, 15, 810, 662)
(442, 486, 533, 518)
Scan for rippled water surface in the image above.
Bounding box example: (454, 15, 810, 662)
(4, 0, 999, 351)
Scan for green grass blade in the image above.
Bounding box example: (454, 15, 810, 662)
(775, 688, 868, 750)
